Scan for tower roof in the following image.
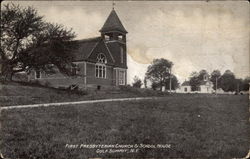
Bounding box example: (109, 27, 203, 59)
(100, 9, 127, 34)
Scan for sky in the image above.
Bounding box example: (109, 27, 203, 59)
(4, 0, 249, 84)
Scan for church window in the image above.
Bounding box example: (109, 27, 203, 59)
(95, 53, 106, 78)
(119, 70, 125, 85)
(97, 53, 107, 63)
(95, 65, 106, 78)
(71, 64, 79, 76)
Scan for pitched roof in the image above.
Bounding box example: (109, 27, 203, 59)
(181, 80, 213, 87)
(106, 42, 127, 68)
(70, 37, 101, 61)
(199, 80, 213, 86)
(182, 81, 190, 86)
(99, 9, 127, 34)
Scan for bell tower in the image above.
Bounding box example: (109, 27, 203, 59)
(99, 9, 127, 43)
(99, 7, 128, 85)
(99, 8, 128, 67)
(100, 1, 127, 41)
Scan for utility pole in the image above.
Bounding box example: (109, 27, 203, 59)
(237, 83, 239, 94)
(169, 67, 172, 93)
(215, 76, 217, 95)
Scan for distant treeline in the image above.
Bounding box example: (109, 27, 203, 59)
(189, 69, 249, 92)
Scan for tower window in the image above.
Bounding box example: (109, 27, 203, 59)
(204, 75, 208, 81)
(104, 35, 110, 40)
(121, 47, 124, 63)
(118, 35, 122, 40)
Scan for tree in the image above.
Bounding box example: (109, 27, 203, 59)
(143, 77, 147, 88)
(189, 69, 209, 91)
(220, 70, 236, 92)
(145, 58, 173, 91)
(0, 3, 76, 80)
(210, 70, 221, 90)
(151, 82, 159, 90)
(164, 74, 179, 90)
(189, 71, 200, 91)
(242, 77, 250, 91)
(197, 69, 209, 81)
(235, 78, 244, 92)
(132, 76, 142, 88)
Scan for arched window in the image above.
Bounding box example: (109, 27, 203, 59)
(97, 53, 107, 64)
(95, 53, 106, 78)
(204, 75, 208, 81)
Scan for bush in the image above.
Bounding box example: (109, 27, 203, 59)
(73, 89, 88, 96)
(0, 79, 7, 84)
(32, 80, 41, 86)
(44, 81, 51, 87)
(65, 85, 88, 96)
(119, 85, 168, 97)
(132, 76, 143, 88)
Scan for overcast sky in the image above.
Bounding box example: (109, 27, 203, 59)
(5, 1, 249, 84)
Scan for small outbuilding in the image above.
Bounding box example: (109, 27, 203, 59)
(178, 81, 192, 93)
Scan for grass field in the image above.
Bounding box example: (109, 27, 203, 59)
(0, 82, 165, 106)
(0, 94, 249, 158)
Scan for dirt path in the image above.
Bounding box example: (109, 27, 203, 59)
(0, 97, 161, 110)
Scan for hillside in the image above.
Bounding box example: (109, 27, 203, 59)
(0, 82, 165, 106)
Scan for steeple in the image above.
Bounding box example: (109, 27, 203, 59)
(99, 5, 127, 70)
(99, 9, 127, 34)
(112, 0, 115, 10)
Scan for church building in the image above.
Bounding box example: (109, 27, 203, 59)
(28, 9, 128, 89)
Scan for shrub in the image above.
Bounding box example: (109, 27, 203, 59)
(73, 89, 88, 96)
(119, 85, 167, 97)
(132, 76, 143, 88)
(32, 80, 41, 86)
(44, 81, 51, 87)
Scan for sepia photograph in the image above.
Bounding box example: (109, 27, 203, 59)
(0, 0, 249, 158)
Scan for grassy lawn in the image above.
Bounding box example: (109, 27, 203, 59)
(0, 82, 165, 106)
(0, 94, 249, 158)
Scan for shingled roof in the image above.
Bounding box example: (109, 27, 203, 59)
(99, 9, 127, 33)
(181, 80, 213, 87)
(71, 37, 101, 61)
(106, 42, 127, 68)
(199, 80, 213, 85)
(181, 81, 190, 86)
